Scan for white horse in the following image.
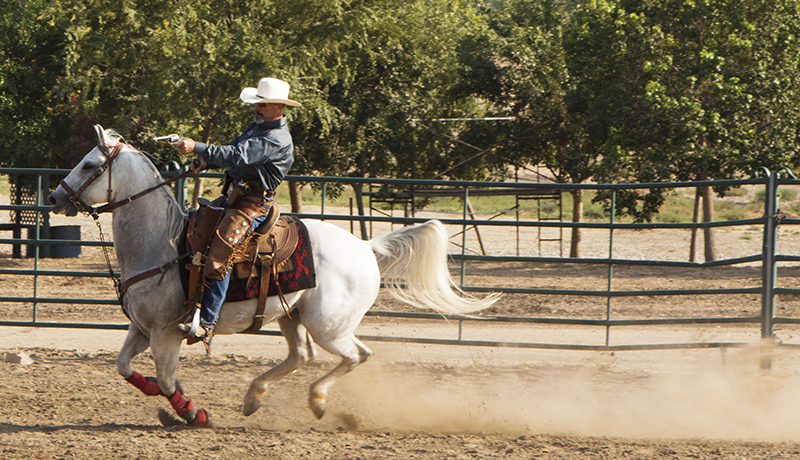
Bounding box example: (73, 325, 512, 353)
(47, 125, 498, 426)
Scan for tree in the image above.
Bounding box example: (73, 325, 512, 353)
(0, 0, 69, 169)
(289, 0, 489, 236)
(52, 0, 287, 205)
(458, 0, 800, 260)
(453, 0, 603, 257)
(589, 0, 800, 260)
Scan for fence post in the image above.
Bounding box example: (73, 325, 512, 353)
(33, 173, 42, 322)
(760, 169, 778, 369)
(461, 186, 469, 287)
(605, 190, 616, 347)
(160, 161, 185, 212)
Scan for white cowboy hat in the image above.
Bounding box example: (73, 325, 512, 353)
(239, 77, 301, 106)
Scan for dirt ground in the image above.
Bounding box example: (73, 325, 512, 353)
(5, 189, 800, 458)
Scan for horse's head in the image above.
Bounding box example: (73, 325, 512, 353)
(48, 124, 126, 216)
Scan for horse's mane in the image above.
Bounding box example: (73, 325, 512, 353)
(117, 138, 188, 246)
(105, 129, 125, 143)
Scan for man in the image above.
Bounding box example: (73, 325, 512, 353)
(173, 77, 301, 339)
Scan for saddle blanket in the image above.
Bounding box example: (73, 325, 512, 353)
(225, 218, 316, 302)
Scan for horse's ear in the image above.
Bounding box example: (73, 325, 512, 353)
(94, 124, 105, 146)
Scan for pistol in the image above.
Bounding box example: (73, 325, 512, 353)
(153, 134, 181, 143)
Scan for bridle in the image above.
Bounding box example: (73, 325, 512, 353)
(59, 140, 195, 218)
(59, 141, 124, 217)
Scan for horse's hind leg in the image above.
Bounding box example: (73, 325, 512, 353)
(308, 335, 373, 419)
(118, 324, 162, 396)
(243, 314, 317, 416)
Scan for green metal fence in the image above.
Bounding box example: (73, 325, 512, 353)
(2, 166, 800, 358)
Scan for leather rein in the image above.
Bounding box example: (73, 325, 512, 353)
(60, 141, 196, 307)
(60, 142, 196, 218)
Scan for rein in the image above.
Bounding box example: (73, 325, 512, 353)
(61, 141, 197, 309)
(61, 142, 197, 218)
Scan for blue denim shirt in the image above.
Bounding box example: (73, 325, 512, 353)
(193, 117, 294, 191)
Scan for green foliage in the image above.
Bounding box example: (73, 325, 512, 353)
(292, 0, 491, 182)
(0, 0, 68, 168)
(779, 187, 799, 202)
(652, 194, 694, 223)
(785, 200, 800, 216)
(714, 200, 751, 222)
(724, 187, 750, 197)
(453, 0, 578, 182)
(588, 0, 800, 184)
(575, 191, 609, 220)
(2, 0, 800, 236)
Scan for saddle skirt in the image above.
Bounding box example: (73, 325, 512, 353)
(182, 213, 316, 303)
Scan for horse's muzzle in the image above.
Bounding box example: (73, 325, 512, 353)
(48, 191, 79, 216)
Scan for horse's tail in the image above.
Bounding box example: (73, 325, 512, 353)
(368, 220, 500, 315)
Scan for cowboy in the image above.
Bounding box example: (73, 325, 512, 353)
(173, 77, 301, 339)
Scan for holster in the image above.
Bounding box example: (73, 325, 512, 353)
(194, 198, 225, 250)
(203, 199, 270, 280)
(227, 182, 250, 208)
(185, 198, 226, 308)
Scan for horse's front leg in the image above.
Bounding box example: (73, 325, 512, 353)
(119, 324, 162, 396)
(149, 331, 210, 427)
(119, 326, 208, 427)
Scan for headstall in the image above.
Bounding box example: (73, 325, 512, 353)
(59, 141, 123, 217)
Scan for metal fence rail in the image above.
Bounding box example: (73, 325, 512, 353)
(1, 166, 799, 357)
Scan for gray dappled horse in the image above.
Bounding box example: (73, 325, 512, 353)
(48, 125, 498, 426)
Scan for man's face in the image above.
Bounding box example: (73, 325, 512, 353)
(254, 103, 284, 124)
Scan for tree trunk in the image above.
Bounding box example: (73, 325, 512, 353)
(288, 180, 302, 213)
(190, 177, 204, 209)
(353, 183, 368, 240)
(689, 188, 701, 262)
(701, 185, 717, 262)
(570, 188, 583, 258)
(698, 171, 717, 262)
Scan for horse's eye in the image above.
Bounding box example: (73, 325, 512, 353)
(82, 163, 95, 171)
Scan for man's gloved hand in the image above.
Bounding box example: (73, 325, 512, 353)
(189, 157, 208, 175)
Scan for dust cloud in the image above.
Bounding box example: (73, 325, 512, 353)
(325, 342, 800, 442)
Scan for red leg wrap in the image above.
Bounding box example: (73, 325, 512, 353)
(126, 371, 162, 396)
(167, 390, 198, 422)
(168, 390, 193, 417)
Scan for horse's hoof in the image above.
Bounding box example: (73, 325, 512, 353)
(310, 395, 326, 419)
(243, 387, 264, 416)
(243, 399, 261, 417)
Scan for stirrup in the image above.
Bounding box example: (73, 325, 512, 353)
(178, 322, 213, 340)
(180, 307, 202, 337)
(177, 308, 213, 339)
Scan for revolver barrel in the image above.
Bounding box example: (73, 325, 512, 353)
(153, 134, 180, 143)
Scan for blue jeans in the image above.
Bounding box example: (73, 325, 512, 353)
(200, 206, 271, 328)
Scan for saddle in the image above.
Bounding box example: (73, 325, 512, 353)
(185, 201, 301, 333)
